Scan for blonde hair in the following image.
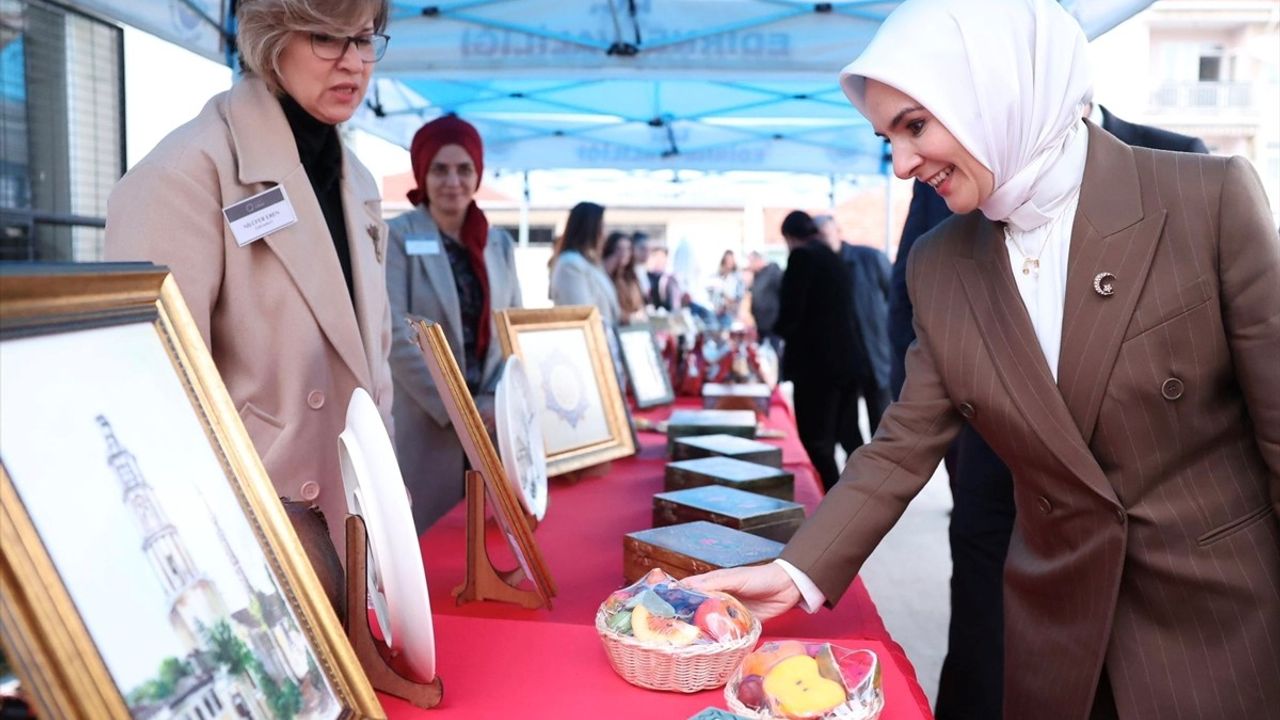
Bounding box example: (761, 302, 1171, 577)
(236, 0, 389, 94)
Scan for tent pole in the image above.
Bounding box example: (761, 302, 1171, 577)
(519, 171, 530, 248)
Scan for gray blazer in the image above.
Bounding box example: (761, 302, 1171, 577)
(549, 250, 620, 326)
(839, 243, 892, 389)
(386, 207, 522, 530)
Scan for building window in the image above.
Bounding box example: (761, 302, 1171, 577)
(497, 225, 555, 246)
(0, 0, 123, 261)
(1198, 55, 1221, 82)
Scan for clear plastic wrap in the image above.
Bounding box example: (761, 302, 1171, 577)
(724, 641, 884, 720)
(599, 568, 755, 646)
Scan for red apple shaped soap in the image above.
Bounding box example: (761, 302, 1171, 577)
(693, 591, 754, 641)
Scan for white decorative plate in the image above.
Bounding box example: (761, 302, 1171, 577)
(338, 388, 436, 682)
(495, 355, 549, 521)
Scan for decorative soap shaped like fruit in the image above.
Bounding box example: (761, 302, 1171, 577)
(598, 568, 756, 647)
(763, 655, 848, 719)
(726, 641, 885, 720)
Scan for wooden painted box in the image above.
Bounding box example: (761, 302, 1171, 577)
(671, 433, 782, 468)
(623, 521, 784, 583)
(653, 485, 805, 543)
(702, 382, 773, 414)
(664, 456, 794, 500)
(665, 409, 757, 455)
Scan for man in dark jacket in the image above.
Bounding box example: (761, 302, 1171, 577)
(890, 108, 1209, 720)
(815, 214, 892, 449)
(776, 211, 866, 491)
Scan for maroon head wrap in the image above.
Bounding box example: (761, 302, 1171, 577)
(407, 115, 493, 362)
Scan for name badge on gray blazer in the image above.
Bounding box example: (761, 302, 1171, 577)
(405, 233, 442, 256)
(222, 185, 298, 246)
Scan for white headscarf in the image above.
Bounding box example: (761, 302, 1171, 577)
(840, 0, 1093, 232)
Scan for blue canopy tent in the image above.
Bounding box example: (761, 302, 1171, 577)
(74, 0, 1153, 176)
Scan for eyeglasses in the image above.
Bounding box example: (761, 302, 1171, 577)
(309, 32, 390, 63)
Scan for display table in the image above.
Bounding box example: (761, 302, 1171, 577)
(384, 395, 934, 718)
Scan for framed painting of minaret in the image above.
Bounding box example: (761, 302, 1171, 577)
(0, 265, 382, 720)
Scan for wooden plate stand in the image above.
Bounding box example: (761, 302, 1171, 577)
(344, 514, 444, 710)
(452, 470, 548, 609)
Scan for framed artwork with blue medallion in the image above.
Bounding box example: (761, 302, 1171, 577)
(495, 306, 636, 477)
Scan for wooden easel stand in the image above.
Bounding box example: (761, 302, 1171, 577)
(345, 514, 444, 710)
(452, 470, 548, 609)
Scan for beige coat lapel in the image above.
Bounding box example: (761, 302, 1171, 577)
(955, 214, 1117, 506)
(226, 78, 372, 387)
(341, 149, 389, 389)
(1056, 123, 1167, 443)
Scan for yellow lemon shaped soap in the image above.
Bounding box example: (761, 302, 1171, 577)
(762, 655, 848, 719)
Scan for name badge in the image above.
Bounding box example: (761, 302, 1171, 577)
(405, 236, 442, 256)
(223, 186, 298, 247)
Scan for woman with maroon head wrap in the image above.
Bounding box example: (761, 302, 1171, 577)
(386, 115, 523, 531)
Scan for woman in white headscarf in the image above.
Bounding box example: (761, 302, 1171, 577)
(686, 1, 1280, 718)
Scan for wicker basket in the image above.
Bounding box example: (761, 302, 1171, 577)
(595, 607, 762, 693)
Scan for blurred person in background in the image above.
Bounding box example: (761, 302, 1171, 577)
(814, 214, 892, 448)
(644, 241, 682, 312)
(707, 250, 746, 328)
(549, 201, 621, 327)
(105, 0, 394, 561)
(631, 231, 653, 300)
(385, 115, 522, 531)
(775, 211, 866, 490)
(747, 250, 784, 351)
(604, 230, 646, 322)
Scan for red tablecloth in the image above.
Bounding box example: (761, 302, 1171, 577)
(384, 396, 934, 719)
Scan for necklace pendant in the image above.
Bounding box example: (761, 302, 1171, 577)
(1021, 258, 1039, 276)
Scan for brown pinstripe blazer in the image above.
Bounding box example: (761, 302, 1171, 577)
(781, 123, 1280, 720)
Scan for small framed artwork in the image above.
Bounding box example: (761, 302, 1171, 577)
(494, 306, 637, 477)
(408, 318, 556, 607)
(0, 265, 381, 720)
(616, 325, 675, 409)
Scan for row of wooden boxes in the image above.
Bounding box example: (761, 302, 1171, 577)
(623, 408, 807, 583)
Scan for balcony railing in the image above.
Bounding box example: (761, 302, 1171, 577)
(1150, 81, 1254, 112)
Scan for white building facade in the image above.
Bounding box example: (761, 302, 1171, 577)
(1092, 0, 1280, 223)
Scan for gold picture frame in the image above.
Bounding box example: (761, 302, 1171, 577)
(408, 319, 556, 608)
(0, 264, 381, 719)
(615, 324, 676, 409)
(494, 306, 637, 477)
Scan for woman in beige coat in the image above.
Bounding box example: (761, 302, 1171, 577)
(104, 0, 393, 558)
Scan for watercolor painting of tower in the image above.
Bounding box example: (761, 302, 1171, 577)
(0, 320, 341, 720)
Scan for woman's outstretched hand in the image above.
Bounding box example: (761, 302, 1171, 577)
(683, 563, 803, 622)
